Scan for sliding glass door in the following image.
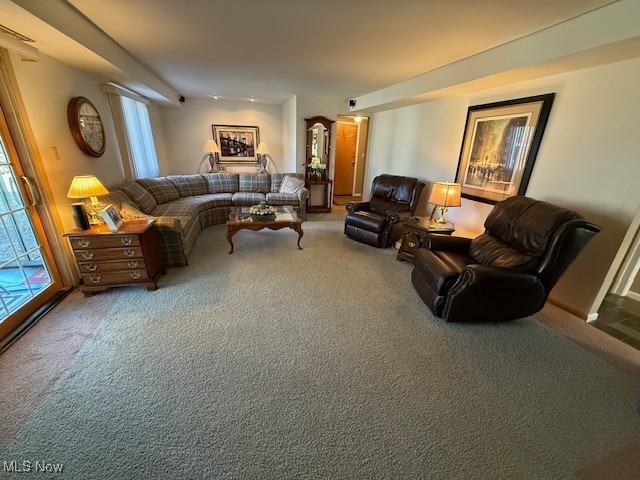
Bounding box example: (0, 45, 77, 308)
(0, 103, 62, 345)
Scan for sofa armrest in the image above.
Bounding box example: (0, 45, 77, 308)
(427, 234, 472, 253)
(346, 201, 370, 214)
(296, 186, 308, 205)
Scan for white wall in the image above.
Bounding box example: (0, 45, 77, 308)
(366, 58, 640, 318)
(282, 96, 297, 172)
(160, 98, 284, 174)
(10, 52, 125, 232)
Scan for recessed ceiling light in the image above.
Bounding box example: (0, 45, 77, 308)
(249, 97, 256, 102)
(208, 94, 219, 100)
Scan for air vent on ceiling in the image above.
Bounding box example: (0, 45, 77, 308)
(0, 25, 35, 43)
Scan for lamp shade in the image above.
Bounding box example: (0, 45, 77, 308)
(428, 182, 461, 207)
(202, 139, 221, 153)
(256, 141, 271, 155)
(67, 175, 109, 198)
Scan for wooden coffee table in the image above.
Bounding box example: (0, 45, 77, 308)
(226, 206, 303, 254)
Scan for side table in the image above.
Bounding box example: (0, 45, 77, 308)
(397, 216, 455, 262)
(64, 218, 166, 296)
(307, 179, 332, 213)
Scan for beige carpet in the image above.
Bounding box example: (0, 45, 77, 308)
(1, 216, 639, 478)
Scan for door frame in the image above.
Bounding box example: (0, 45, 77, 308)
(589, 201, 640, 319)
(608, 204, 640, 298)
(335, 115, 369, 197)
(0, 50, 73, 285)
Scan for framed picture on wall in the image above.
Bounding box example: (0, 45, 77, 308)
(454, 93, 555, 204)
(212, 125, 260, 163)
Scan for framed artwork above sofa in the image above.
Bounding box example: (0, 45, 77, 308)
(213, 124, 260, 163)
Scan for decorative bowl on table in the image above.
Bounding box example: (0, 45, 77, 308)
(249, 202, 277, 221)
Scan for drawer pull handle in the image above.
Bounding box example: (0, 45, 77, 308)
(124, 248, 136, 257)
(121, 236, 133, 246)
(79, 238, 90, 247)
(90, 274, 101, 283)
(127, 260, 139, 268)
(130, 272, 141, 280)
(82, 251, 94, 259)
(87, 263, 98, 272)
(408, 242, 416, 248)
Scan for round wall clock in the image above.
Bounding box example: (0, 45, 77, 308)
(67, 96, 106, 157)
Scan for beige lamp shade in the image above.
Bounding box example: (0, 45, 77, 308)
(428, 182, 461, 207)
(256, 141, 271, 155)
(202, 139, 221, 153)
(67, 175, 109, 198)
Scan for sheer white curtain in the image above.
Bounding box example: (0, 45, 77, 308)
(121, 96, 159, 179)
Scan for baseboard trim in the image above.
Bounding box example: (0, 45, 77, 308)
(627, 290, 640, 302)
(547, 298, 590, 321)
(586, 312, 599, 323)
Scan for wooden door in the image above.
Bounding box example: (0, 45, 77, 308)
(334, 123, 357, 196)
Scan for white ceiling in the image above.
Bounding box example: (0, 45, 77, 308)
(1, 0, 618, 104)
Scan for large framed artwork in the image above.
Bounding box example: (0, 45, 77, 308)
(454, 93, 555, 204)
(212, 124, 260, 163)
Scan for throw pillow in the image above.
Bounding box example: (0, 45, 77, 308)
(279, 175, 305, 194)
(120, 203, 150, 219)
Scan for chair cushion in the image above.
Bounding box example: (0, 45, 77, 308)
(118, 182, 157, 214)
(469, 233, 538, 271)
(345, 211, 386, 233)
(371, 174, 420, 204)
(266, 192, 299, 206)
(136, 178, 180, 204)
(232, 192, 265, 206)
(167, 175, 208, 197)
(120, 203, 150, 219)
(239, 173, 270, 193)
(481, 196, 582, 257)
(150, 197, 199, 217)
(202, 173, 239, 194)
(97, 190, 134, 211)
(370, 197, 412, 215)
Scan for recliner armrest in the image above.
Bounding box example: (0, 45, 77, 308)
(442, 264, 546, 322)
(346, 201, 370, 214)
(427, 234, 472, 253)
(461, 264, 540, 288)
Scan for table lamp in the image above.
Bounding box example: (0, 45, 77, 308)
(256, 141, 271, 173)
(428, 182, 461, 224)
(202, 139, 221, 172)
(67, 175, 109, 226)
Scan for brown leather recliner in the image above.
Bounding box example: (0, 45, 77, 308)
(345, 174, 425, 248)
(411, 195, 600, 322)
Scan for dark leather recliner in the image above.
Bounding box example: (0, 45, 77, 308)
(411, 195, 600, 322)
(345, 174, 425, 248)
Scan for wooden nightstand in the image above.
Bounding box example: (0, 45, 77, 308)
(64, 218, 166, 296)
(397, 216, 455, 262)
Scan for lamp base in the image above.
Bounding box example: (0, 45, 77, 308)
(435, 206, 449, 224)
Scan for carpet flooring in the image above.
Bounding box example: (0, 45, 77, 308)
(2, 220, 639, 479)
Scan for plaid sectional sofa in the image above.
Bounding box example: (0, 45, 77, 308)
(98, 173, 308, 267)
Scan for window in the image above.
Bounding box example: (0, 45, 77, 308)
(101, 83, 160, 180)
(120, 96, 159, 179)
